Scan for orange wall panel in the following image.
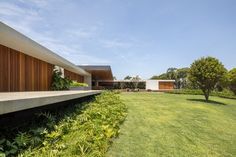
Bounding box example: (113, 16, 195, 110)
(0, 44, 85, 92)
(159, 82, 174, 90)
(0, 44, 54, 92)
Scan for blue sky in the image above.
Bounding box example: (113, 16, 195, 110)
(0, 0, 235, 79)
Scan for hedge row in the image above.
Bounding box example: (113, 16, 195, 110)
(166, 89, 236, 99)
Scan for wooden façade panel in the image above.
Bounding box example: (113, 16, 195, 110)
(0, 45, 10, 91)
(0, 44, 54, 92)
(64, 69, 84, 83)
(159, 82, 174, 90)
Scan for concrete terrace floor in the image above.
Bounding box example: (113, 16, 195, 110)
(0, 90, 101, 115)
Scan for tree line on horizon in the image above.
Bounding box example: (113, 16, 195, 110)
(113, 56, 235, 101)
(150, 56, 236, 101)
(150, 67, 190, 89)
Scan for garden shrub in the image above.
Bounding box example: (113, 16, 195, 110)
(211, 89, 236, 99)
(0, 92, 127, 157)
(166, 89, 236, 99)
(70, 81, 88, 87)
(166, 89, 203, 95)
(51, 69, 72, 90)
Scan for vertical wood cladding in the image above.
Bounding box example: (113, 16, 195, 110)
(159, 82, 174, 90)
(0, 44, 54, 92)
(64, 69, 84, 83)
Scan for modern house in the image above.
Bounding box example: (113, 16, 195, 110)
(0, 22, 174, 116)
(0, 22, 99, 115)
(0, 21, 175, 93)
(0, 22, 91, 92)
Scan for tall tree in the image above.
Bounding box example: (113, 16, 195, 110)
(176, 68, 189, 88)
(150, 73, 168, 80)
(132, 75, 141, 89)
(124, 75, 132, 80)
(166, 67, 177, 79)
(189, 57, 227, 101)
(123, 75, 133, 88)
(227, 68, 236, 95)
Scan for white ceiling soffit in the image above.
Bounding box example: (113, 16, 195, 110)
(0, 22, 90, 76)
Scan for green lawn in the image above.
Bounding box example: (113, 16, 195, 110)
(107, 93, 236, 157)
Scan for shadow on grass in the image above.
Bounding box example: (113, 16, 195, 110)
(187, 99, 226, 105)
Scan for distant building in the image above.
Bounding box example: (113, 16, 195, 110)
(146, 80, 175, 91)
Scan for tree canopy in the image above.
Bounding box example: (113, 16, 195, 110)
(124, 75, 132, 80)
(150, 67, 189, 89)
(189, 57, 227, 101)
(227, 68, 236, 94)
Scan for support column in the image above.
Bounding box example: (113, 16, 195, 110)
(95, 81, 99, 87)
(84, 75, 92, 90)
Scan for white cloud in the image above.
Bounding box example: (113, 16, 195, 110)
(66, 27, 97, 39)
(101, 39, 132, 48)
(41, 39, 110, 64)
(69, 53, 111, 65)
(0, 1, 42, 35)
(0, 1, 109, 65)
(18, 0, 49, 8)
(19, 24, 109, 65)
(0, 1, 38, 17)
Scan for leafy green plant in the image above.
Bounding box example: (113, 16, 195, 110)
(0, 92, 127, 157)
(21, 92, 127, 156)
(14, 132, 31, 148)
(1, 140, 18, 156)
(51, 69, 72, 90)
(0, 139, 6, 157)
(70, 81, 88, 87)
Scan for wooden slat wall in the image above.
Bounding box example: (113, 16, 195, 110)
(159, 82, 174, 90)
(64, 69, 84, 83)
(0, 44, 54, 92)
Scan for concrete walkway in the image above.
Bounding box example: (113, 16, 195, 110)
(0, 90, 101, 115)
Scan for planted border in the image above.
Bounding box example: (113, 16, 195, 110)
(0, 92, 127, 157)
(166, 89, 236, 99)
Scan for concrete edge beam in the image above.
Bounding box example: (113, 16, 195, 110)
(0, 91, 101, 115)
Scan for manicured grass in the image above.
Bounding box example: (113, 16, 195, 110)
(107, 93, 236, 157)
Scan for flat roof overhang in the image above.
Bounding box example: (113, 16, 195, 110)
(0, 22, 90, 77)
(96, 80, 146, 83)
(146, 79, 175, 82)
(79, 65, 113, 80)
(0, 90, 101, 115)
(94, 80, 174, 83)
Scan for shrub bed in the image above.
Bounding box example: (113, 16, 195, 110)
(0, 92, 127, 157)
(166, 89, 203, 95)
(166, 89, 236, 99)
